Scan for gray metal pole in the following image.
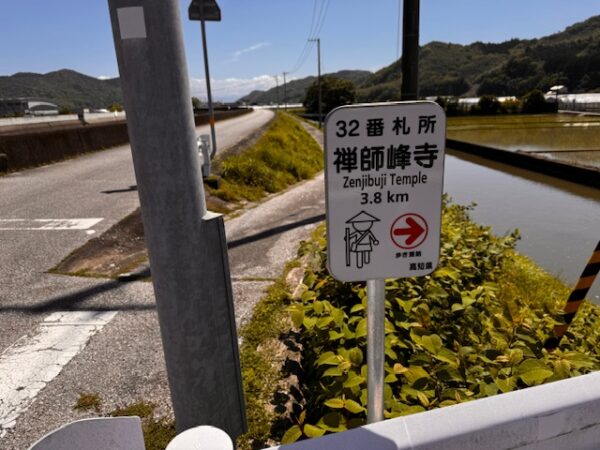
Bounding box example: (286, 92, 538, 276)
(367, 279, 386, 423)
(283, 71, 288, 111)
(401, 0, 420, 100)
(200, 19, 218, 159)
(107, 0, 246, 438)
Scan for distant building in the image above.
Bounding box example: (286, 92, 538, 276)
(0, 98, 59, 117)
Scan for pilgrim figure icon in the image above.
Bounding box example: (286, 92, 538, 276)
(345, 211, 380, 268)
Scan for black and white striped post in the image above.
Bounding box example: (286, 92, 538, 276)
(545, 241, 600, 350)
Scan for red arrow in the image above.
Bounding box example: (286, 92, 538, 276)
(393, 217, 425, 246)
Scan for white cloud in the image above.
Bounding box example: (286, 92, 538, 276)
(97, 75, 114, 80)
(233, 42, 269, 58)
(190, 75, 280, 102)
(223, 42, 270, 64)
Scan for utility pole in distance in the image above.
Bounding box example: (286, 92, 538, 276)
(401, 0, 420, 100)
(107, 0, 246, 439)
(274, 75, 280, 110)
(309, 38, 322, 128)
(283, 71, 289, 111)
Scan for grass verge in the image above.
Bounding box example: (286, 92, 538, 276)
(209, 113, 323, 203)
(236, 260, 302, 450)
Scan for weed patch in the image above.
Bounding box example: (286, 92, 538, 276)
(212, 113, 323, 203)
(109, 400, 155, 419)
(73, 393, 102, 412)
(109, 401, 176, 450)
(237, 274, 299, 450)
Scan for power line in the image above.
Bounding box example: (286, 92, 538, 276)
(287, 0, 330, 74)
(313, 0, 330, 38)
(287, 0, 319, 75)
(307, 0, 319, 39)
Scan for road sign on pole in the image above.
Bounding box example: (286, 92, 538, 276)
(189, 0, 221, 162)
(324, 101, 446, 423)
(325, 101, 446, 282)
(188, 0, 221, 21)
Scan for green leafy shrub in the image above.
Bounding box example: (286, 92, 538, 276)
(282, 199, 600, 443)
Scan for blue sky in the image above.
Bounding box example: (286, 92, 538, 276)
(0, 1, 598, 101)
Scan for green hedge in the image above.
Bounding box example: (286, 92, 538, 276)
(283, 199, 600, 443)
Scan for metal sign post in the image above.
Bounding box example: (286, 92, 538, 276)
(366, 279, 385, 423)
(325, 101, 446, 422)
(189, 0, 221, 161)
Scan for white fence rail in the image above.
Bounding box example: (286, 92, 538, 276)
(0, 112, 126, 133)
(269, 370, 600, 450)
(28, 370, 600, 450)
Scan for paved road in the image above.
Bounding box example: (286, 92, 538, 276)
(0, 109, 278, 447)
(0, 108, 274, 347)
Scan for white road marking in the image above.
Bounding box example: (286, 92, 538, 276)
(0, 218, 103, 231)
(0, 311, 117, 438)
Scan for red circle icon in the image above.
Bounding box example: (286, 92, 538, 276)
(390, 213, 428, 249)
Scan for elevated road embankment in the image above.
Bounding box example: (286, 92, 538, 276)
(0, 109, 250, 173)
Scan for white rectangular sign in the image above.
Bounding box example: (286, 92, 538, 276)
(325, 101, 446, 282)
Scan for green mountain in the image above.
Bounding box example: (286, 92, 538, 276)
(0, 69, 122, 110)
(474, 15, 600, 96)
(358, 40, 519, 100)
(238, 70, 372, 105)
(362, 14, 600, 100)
(239, 14, 600, 104)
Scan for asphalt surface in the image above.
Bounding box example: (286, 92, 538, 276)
(0, 109, 274, 350)
(0, 111, 330, 449)
(0, 109, 291, 448)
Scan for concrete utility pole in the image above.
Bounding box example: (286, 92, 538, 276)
(401, 0, 420, 100)
(274, 75, 280, 110)
(309, 38, 322, 128)
(189, 0, 221, 160)
(283, 71, 289, 111)
(107, 0, 246, 439)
